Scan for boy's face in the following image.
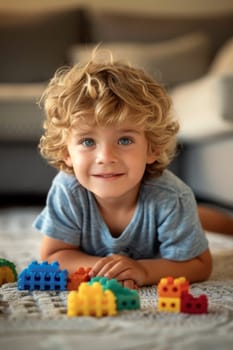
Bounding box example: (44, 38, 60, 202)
(64, 120, 157, 204)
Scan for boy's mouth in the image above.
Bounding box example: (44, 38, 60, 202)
(93, 173, 124, 179)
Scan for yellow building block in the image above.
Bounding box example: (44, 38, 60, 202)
(67, 282, 117, 317)
(158, 297, 181, 312)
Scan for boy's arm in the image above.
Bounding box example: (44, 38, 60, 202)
(40, 236, 101, 274)
(40, 236, 137, 288)
(90, 248, 212, 286)
(139, 248, 212, 285)
(41, 236, 212, 286)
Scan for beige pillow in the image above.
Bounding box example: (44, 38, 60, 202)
(171, 74, 233, 142)
(216, 74, 233, 122)
(68, 32, 211, 87)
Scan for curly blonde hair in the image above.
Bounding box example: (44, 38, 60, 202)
(39, 52, 179, 178)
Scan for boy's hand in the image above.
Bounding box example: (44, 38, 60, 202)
(89, 254, 147, 287)
(122, 279, 138, 289)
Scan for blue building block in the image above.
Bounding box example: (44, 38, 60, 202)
(18, 260, 68, 291)
(89, 276, 140, 311)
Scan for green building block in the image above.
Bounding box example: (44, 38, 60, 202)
(89, 276, 140, 311)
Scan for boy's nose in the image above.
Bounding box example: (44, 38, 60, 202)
(95, 144, 117, 164)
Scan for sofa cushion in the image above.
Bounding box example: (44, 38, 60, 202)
(86, 10, 233, 56)
(173, 34, 233, 134)
(215, 75, 233, 122)
(0, 83, 46, 141)
(69, 32, 211, 87)
(210, 36, 233, 75)
(0, 8, 82, 83)
(171, 74, 233, 142)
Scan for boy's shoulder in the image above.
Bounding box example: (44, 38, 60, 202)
(52, 171, 81, 192)
(143, 170, 191, 196)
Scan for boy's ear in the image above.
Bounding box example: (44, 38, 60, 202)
(63, 150, 73, 167)
(146, 149, 159, 164)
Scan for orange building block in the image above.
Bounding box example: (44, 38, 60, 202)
(157, 276, 189, 298)
(67, 267, 91, 291)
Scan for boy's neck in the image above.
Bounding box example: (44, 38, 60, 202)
(99, 203, 137, 238)
(94, 183, 140, 213)
(94, 188, 140, 237)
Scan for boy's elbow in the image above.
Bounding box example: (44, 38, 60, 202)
(198, 248, 213, 281)
(40, 236, 58, 263)
(40, 246, 52, 262)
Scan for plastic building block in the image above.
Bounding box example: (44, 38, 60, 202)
(157, 276, 208, 314)
(158, 276, 189, 298)
(89, 276, 140, 311)
(67, 282, 117, 317)
(0, 258, 18, 286)
(158, 296, 181, 312)
(67, 267, 91, 291)
(17, 260, 68, 291)
(181, 293, 208, 314)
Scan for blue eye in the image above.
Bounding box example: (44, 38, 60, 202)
(81, 138, 95, 147)
(118, 137, 133, 145)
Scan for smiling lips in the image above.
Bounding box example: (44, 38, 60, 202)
(93, 173, 124, 179)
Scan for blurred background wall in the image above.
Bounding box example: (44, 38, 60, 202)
(0, 0, 233, 208)
(1, 0, 233, 14)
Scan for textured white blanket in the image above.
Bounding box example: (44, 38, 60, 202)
(0, 207, 233, 350)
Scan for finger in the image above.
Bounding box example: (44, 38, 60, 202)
(96, 260, 118, 277)
(105, 263, 130, 280)
(91, 260, 123, 278)
(123, 279, 136, 289)
(89, 256, 112, 277)
(95, 256, 128, 278)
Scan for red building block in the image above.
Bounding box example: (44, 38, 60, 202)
(67, 267, 91, 291)
(181, 293, 208, 314)
(158, 276, 189, 298)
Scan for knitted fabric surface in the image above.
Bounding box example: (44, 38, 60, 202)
(0, 207, 233, 350)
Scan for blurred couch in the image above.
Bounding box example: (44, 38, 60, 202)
(170, 36, 233, 208)
(0, 5, 233, 206)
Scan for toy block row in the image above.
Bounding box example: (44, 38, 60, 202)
(67, 277, 140, 317)
(157, 276, 208, 314)
(0, 259, 89, 290)
(16, 260, 140, 310)
(15, 260, 140, 316)
(16, 262, 91, 291)
(1, 260, 208, 316)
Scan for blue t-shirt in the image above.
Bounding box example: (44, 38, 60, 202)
(33, 170, 208, 261)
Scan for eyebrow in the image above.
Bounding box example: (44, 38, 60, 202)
(71, 127, 95, 137)
(71, 127, 142, 137)
(116, 128, 142, 135)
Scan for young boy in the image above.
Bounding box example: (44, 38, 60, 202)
(33, 53, 212, 289)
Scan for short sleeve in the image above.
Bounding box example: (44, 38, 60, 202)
(157, 189, 208, 261)
(33, 174, 82, 246)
